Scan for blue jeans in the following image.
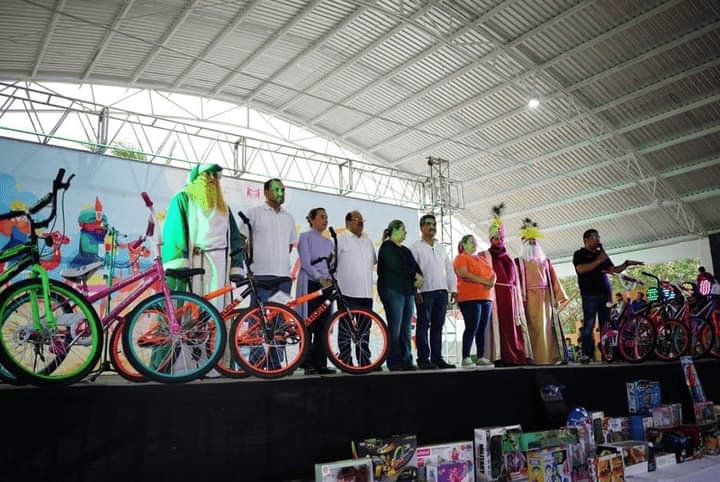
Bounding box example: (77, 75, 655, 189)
(379, 287, 414, 368)
(415, 290, 449, 363)
(581, 294, 611, 358)
(459, 300, 492, 358)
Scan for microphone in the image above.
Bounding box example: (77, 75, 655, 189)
(597, 242, 603, 252)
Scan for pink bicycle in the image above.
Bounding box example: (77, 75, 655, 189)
(0, 173, 225, 385)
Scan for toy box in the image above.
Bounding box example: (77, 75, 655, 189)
(416, 441, 473, 482)
(353, 434, 418, 482)
(594, 453, 624, 482)
(598, 441, 648, 476)
(517, 429, 577, 452)
(650, 404, 681, 428)
(315, 458, 373, 482)
(501, 425, 526, 481)
(693, 401, 716, 425)
(526, 446, 571, 482)
(629, 415, 654, 441)
(474, 427, 505, 481)
(626, 380, 662, 415)
(680, 356, 707, 402)
(591, 411, 607, 445)
(606, 417, 630, 442)
(646, 428, 691, 463)
(563, 424, 593, 482)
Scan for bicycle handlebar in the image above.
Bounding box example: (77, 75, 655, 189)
(139, 192, 157, 241)
(32, 168, 74, 229)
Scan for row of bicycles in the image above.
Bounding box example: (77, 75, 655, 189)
(0, 169, 389, 386)
(598, 270, 720, 363)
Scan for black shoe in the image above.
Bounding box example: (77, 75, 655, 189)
(580, 356, 591, 365)
(316, 367, 336, 375)
(402, 364, 418, 371)
(388, 365, 403, 372)
(304, 367, 317, 375)
(416, 359, 437, 370)
(433, 359, 456, 369)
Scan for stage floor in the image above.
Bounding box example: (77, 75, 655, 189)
(2, 359, 719, 482)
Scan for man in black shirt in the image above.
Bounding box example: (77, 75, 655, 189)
(573, 229, 642, 363)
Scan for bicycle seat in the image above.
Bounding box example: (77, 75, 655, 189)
(165, 267, 205, 280)
(254, 275, 292, 289)
(61, 261, 104, 282)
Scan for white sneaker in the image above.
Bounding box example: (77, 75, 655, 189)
(461, 357, 474, 367)
(476, 357, 493, 367)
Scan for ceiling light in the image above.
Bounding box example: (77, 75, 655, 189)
(528, 98, 540, 109)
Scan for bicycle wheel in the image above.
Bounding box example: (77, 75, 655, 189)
(599, 335, 615, 363)
(324, 308, 388, 374)
(687, 316, 714, 359)
(710, 310, 720, 359)
(123, 291, 225, 383)
(215, 309, 249, 379)
(230, 302, 307, 379)
(618, 316, 655, 363)
(109, 321, 145, 383)
(654, 319, 689, 361)
(0, 278, 102, 386)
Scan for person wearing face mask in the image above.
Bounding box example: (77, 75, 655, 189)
(297, 207, 336, 375)
(454, 234, 496, 367)
(377, 219, 423, 371)
(573, 228, 641, 364)
(244, 178, 297, 301)
(410, 213, 457, 369)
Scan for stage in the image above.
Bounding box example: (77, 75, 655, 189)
(2, 359, 719, 482)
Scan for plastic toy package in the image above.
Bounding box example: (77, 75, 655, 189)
(352, 434, 418, 482)
(474, 426, 506, 481)
(526, 446, 572, 482)
(680, 356, 707, 403)
(315, 458, 373, 482)
(416, 441, 473, 482)
(626, 380, 662, 415)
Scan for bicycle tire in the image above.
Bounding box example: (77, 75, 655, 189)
(709, 310, 720, 359)
(687, 316, 714, 359)
(324, 308, 388, 374)
(109, 320, 145, 383)
(0, 362, 22, 385)
(0, 278, 102, 386)
(229, 302, 307, 379)
(215, 308, 250, 379)
(122, 291, 226, 383)
(654, 319, 689, 361)
(599, 335, 614, 363)
(618, 316, 655, 363)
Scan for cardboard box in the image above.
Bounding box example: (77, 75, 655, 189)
(629, 415, 654, 441)
(517, 429, 578, 452)
(606, 417, 630, 442)
(315, 458, 373, 482)
(474, 427, 506, 481)
(626, 380, 662, 415)
(591, 411, 607, 445)
(416, 441, 473, 482)
(501, 425, 526, 481)
(650, 404, 682, 429)
(353, 434, 417, 482)
(594, 453, 625, 482)
(653, 452, 676, 470)
(598, 440, 648, 474)
(563, 424, 593, 482)
(693, 401, 717, 425)
(526, 446, 571, 482)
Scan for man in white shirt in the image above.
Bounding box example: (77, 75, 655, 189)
(336, 210, 378, 367)
(244, 178, 297, 301)
(410, 214, 457, 369)
(336, 210, 377, 310)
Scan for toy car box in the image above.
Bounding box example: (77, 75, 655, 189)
(352, 434, 418, 482)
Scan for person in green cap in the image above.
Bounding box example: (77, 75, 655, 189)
(162, 163, 244, 305)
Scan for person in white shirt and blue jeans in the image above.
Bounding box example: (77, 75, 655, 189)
(410, 214, 457, 369)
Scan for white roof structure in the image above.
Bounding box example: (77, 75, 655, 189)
(0, 0, 718, 259)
